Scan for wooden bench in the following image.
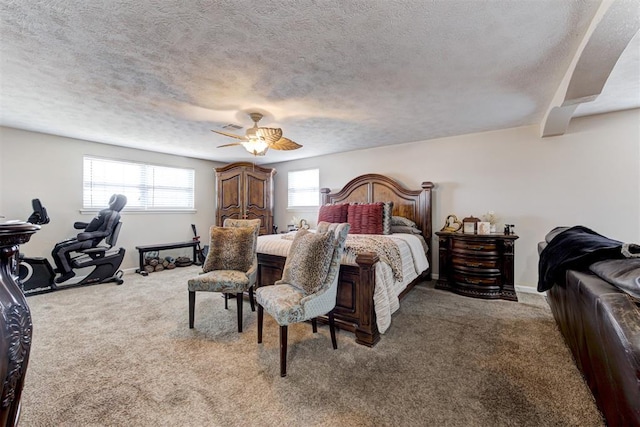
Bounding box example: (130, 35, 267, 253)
(135, 240, 199, 275)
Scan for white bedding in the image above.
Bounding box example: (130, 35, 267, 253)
(256, 232, 429, 333)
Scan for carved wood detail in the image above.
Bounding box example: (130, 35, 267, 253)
(0, 231, 36, 426)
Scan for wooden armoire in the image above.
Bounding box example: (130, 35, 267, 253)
(215, 162, 276, 235)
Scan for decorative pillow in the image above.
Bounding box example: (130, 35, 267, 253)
(382, 201, 394, 235)
(316, 221, 351, 243)
(317, 203, 348, 223)
(316, 221, 351, 244)
(316, 221, 332, 234)
(316, 222, 350, 287)
(589, 258, 640, 299)
(347, 202, 384, 234)
(391, 215, 417, 228)
(281, 228, 336, 294)
(391, 225, 422, 234)
(203, 226, 256, 273)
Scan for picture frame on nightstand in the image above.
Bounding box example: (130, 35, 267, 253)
(462, 216, 480, 234)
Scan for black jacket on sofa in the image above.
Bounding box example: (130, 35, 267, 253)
(538, 226, 625, 292)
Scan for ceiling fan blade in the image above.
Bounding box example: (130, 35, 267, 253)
(269, 137, 303, 151)
(211, 129, 248, 141)
(257, 127, 283, 144)
(217, 142, 243, 148)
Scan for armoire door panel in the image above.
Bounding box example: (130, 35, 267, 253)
(245, 172, 270, 210)
(218, 174, 243, 210)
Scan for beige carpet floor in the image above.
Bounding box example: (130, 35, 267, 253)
(20, 266, 604, 426)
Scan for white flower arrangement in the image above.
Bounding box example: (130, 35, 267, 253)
(483, 211, 498, 225)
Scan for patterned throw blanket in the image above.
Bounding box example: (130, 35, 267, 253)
(282, 233, 403, 282)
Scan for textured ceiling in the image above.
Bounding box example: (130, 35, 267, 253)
(1, 0, 638, 165)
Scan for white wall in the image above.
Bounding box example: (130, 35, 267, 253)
(0, 127, 224, 271)
(265, 109, 640, 290)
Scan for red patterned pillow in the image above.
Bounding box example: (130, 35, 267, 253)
(318, 203, 348, 223)
(347, 203, 384, 234)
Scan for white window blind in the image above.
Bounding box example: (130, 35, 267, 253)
(287, 169, 319, 208)
(83, 156, 195, 210)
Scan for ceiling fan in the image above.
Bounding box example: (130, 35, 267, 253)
(212, 112, 302, 156)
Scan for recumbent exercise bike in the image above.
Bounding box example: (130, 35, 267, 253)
(18, 195, 127, 294)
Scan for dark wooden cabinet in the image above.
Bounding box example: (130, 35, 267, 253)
(435, 231, 519, 301)
(215, 162, 276, 235)
(0, 227, 37, 426)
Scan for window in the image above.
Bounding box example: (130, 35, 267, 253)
(287, 169, 319, 208)
(83, 156, 195, 211)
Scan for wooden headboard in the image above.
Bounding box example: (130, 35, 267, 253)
(320, 174, 435, 274)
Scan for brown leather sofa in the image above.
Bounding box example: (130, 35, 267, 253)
(539, 232, 640, 426)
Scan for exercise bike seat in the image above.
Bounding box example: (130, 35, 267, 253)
(71, 221, 123, 268)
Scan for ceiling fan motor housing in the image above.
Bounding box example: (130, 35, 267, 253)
(249, 112, 264, 123)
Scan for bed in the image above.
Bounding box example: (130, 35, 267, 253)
(256, 174, 434, 347)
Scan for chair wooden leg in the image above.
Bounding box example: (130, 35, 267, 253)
(188, 291, 195, 329)
(249, 286, 255, 312)
(257, 304, 263, 343)
(311, 318, 318, 333)
(280, 325, 288, 377)
(236, 292, 243, 333)
(224, 293, 228, 310)
(329, 312, 337, 350)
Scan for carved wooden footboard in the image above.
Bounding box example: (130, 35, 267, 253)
(257, 174, 434, 347)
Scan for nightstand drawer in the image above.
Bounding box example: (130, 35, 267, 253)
(453, 273, 500, 287)
(452, 257, 499, 270)
(452, 239, 498, 254)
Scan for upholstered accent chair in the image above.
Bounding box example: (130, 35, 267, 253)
(187, 219, 260, 333)
(256, 222, 350, 376)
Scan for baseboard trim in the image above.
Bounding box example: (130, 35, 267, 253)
(516, 285, 544, 295)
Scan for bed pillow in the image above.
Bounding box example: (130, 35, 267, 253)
(281, 228, 336, 294)
(391, 225, 422, 234)
(347, 202, 384, 234)
(317, 203, 348, 223)
(391, 215, 417, 228)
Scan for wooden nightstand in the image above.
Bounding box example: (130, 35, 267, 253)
(435, 231, 519, 301)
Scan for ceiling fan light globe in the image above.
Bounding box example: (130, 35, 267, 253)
(241, 139, 269, 156)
